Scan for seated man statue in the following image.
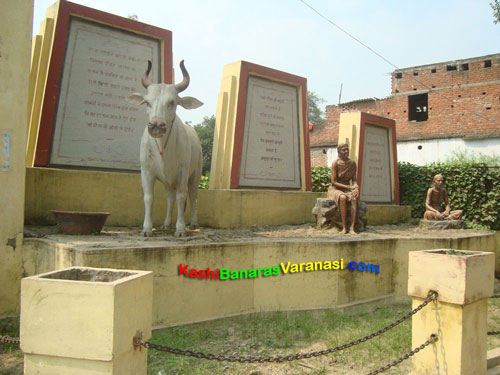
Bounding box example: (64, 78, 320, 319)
(327, 143, 359, 234)
(423, 174, 463, 220)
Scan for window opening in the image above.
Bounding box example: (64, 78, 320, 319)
(446, 65, 457, 71)
(484, 60, 492, 68)
(408, 93, 428, 122)
(431, 68, 437, 73)
(395, 72, 402, 79)
(461, 63, 469, 71)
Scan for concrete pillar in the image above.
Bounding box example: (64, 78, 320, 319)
(408, 249, 495, 375)
(0, 0, 33, 318)
(20, 267, 153, 375)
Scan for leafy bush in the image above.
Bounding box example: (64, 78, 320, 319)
(398, 161, 500, 230)
(199, 173, 210, 189)
(311, 166, 331, 192)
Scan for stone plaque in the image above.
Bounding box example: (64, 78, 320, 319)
(360, 124, 392, 202)
(238, 76, 301, 188)
(49, 18, 160, 170)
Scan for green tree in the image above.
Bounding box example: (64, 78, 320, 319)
(308, 91, 325, 126)
(193, 115, 215, 174)
(491, 0, 500, 23)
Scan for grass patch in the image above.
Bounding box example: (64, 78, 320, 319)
(148, 302, 415, 375)
(148, 299, 500, 374)
(0, 318, 19, 354)
(2, 298, 500, 374)
(0, 317, 22, 375)
(488, 297, 500, 351)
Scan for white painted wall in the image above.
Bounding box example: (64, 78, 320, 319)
(326, 147, 337, 167)
(397, 137, 500, 165)
(321, 137, 500, 167)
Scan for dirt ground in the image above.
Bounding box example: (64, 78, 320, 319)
(24, 222, 491, 250)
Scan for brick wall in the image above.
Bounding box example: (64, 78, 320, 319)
(392, 56, 500, 94)
(310, 147, 328, 167)
(311, 53, 500, 163)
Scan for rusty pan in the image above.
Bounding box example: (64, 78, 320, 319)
(50, 210, 111, 235)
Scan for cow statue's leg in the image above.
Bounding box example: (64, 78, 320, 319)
(161, 185, 176, 230)
(188, 181, 199, 230)
(174, 189, 188, 237)
(141, 170, 156, 237)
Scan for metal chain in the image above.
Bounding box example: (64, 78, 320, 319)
(136, 291, 438, 363)
(367, 334, 437, 375)
(0, 335, 20, 345)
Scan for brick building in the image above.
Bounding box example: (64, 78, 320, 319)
(310, 53, 500, 166)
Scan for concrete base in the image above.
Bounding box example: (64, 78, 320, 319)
(419, 219, 465, 230)
(21, 267, 153, 375)
(488, 367, 500, 375)
(22, 225, 494, 328)
(488, 348, 500, 369)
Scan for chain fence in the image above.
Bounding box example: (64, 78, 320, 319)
(0, 335, 20, 345)
(4, 289, 500, 374)
(131, 291, 439, 374)
(134, 291, 438, 364)
(367, 334, 437, 375)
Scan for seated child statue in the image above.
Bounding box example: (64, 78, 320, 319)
(423, 174, 463, 220)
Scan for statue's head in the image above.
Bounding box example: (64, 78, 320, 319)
(433, 174, 444, 188)
(337, 143, 349, 160)
(127, 60, 203, 138)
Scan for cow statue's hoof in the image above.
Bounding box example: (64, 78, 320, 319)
(189, 224, 198, 230)
(160, 224, 172, 230)
(141, 229, 153, 237)
(174, 230, 186, 238)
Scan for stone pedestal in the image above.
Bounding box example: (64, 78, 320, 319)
(419, 219, 465, 230)
(408, 249, 494, 375)
(312, 198, 367, 232)
(21, 267, 153, 375)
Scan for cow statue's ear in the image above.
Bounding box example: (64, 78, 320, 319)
(178, 96, 203, 110)
(127, 93, 147, 106)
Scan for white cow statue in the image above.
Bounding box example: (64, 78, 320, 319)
(127, 60, 203, 237)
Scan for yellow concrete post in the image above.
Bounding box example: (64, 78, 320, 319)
(21, 267, 153, 375)
(408, 249, 495, 375)
(0, 0, 33, 318)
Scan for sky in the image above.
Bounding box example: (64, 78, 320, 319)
(32, 0, 500, 125)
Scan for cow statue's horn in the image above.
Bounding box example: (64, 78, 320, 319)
(141, 60, 152, 89)
(174, 60, 190, 93)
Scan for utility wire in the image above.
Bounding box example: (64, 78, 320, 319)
(299, 0, 494, 124)
(299, 0, 400, 71)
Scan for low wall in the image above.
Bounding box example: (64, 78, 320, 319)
(24, 167, 410, 228)
(495, 231, 500, 277)
(22, 231, 494, 328)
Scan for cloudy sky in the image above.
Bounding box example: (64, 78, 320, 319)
(33, 0, 500, 125)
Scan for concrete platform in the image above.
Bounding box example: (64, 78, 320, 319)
(23, 223, 495, 328)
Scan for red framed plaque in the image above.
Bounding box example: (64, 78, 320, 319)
(34, 0, 172, 170)
(230, 62, 311, 190)
(357, 113, 400, 204)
